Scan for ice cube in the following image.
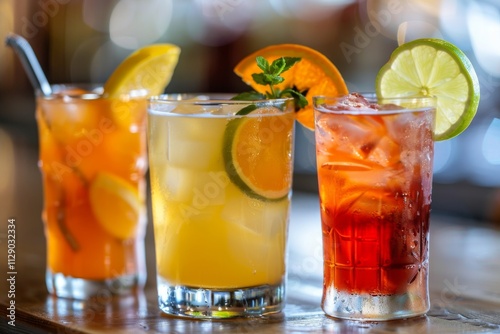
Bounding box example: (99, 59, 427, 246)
(221, 185, 289, 237)
(42, 98, 102, 143)
(366, 135, 401, 167)
(174, 104, 205, 115)
(326, 93, 379, 111)
(384, 112, 414, 143)
(167, 138, 223, 170)
(159, 166, 228, 204)
(209, 104, 247, 115)
(167, 115, 227, 142)
(321, 114, 385, 162)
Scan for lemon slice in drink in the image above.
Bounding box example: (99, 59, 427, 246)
(223, 107, 294, 201)
(89, 172, 143, 240)
(104, 44, 180, 98)
(376, 38, 480, 141)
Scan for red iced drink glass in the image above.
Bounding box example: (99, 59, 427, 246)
(314, 93, 436, 320)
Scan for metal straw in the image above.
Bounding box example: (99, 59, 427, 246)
(5, 33, 52, 96)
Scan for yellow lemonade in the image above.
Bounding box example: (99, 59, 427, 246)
(148, 96, 294, 317)
(149, 101, 294, 289)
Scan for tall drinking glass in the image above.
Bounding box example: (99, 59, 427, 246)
(313, 94, 436, 320)
(147, 95, 295, 318)
(36, 84, 148, 299)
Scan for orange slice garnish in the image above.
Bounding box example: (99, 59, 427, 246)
(222, 107, 295, 201)
(234, 44, 348, 130)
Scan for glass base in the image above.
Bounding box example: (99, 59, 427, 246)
(157, 277, 285, 318)
(322, 286, 429, 321)
(46, 270, 145, 299)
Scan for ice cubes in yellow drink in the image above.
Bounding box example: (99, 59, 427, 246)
(148, 98, 295, 289)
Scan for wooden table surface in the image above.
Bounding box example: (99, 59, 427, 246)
(1, 133, 500, 333)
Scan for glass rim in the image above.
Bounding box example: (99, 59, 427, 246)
(35, 84, 102, 100)
(149, 93, 294, 105)
(148, 93, 295, 117)
(313, 93, 437, 115)
(36, 84, 150, 100)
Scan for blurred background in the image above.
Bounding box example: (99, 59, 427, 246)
(1, 0, 499, 222)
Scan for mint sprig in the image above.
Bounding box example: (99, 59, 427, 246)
(232, 56, 308, 110)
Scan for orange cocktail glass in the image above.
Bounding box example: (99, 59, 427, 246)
(36, 84, 147, 299)
(314, 94, 436, 320)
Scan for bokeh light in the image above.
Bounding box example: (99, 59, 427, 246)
(109, 0, 173, 49)
(89, 40, 123, 84)
(433, 139, 463, 184)
(483, 118, 500, 165)
(269, 0, 353, 21)
(396, 20, 442, 45)
(439, 0, 469, 48)
(467, 0, 500, 77)
(186, 0, 255, 46)
(82, 0, 115, 32)
(464, 117, 500, 186)
(362, 0, 440, 41)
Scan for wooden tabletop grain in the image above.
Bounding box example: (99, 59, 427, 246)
(1, 133, 500, 334)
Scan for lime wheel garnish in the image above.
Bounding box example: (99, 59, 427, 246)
(376, 38, 480, 140)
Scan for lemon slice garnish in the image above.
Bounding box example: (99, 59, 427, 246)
(103, 44, 180, 98)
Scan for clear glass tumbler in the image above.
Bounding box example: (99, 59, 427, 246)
(313, 94, 436, 320)
(147, 94, 295, 318)
(36, 84, 148, 299)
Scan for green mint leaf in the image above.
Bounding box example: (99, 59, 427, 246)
(252, 73, 284, 87)
(270, 57, 287, 75)
(252, 73, 269, 86)
(267, 74, 284, 85)
(232, 91, 266, 100)
(245, 55, 304, 106)
(256, 56, 269, 72)
(281, 88, 308, 108)
(265, 89, 279, 99)
(281, 57, 301, 73)
(270, 57, 301, 76)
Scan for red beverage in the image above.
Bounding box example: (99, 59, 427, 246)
(314, 94, 435, 320)
(320, 173, 431, 296)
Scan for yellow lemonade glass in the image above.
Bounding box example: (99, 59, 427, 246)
(148, 94, 295, 318)
(37, 84, 148, 299)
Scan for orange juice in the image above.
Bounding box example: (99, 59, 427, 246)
(36, 85, 147, 298)
(148, 95, 294, 318)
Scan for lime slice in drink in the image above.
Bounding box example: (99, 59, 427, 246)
(222, 107, 294, 201)
(104, 44, 180, 98)
(376, 38, 480, 141)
